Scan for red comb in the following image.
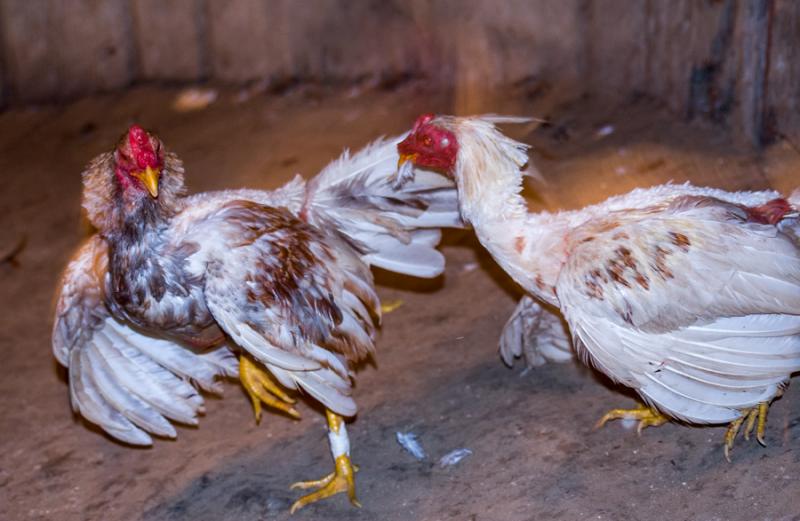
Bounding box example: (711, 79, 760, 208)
(128, 125, 158, 169)
(412, 113, 435, 132)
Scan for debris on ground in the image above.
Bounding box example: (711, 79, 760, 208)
(173, 88, 218, 112)
(594, 124, 615, 138)
(459, 262, 479, 274)
(0, 235, 27, 267)
(395, 431, 426, 460)
(438, 448, 472, 467)
(234, 80, 270, 104)
(381, 300, 404, 314)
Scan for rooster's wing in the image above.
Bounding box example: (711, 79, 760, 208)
(200, 201, 380, 417)
(556, 195, 800, 423)
(303, 133, 461, 277)
(53, 236, 236, 445)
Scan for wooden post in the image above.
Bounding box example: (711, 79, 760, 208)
(736, 0, 772, 146)
(132, 0, 208, 81)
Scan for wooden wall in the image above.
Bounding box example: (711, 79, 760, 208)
(0, 0, 796, 144)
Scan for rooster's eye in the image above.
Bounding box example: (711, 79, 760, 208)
(422, 136, 433, 147)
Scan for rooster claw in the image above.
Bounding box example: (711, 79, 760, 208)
(289, 455, 360, 513)
(239, 356, 300, 422)
(595, 404, 669, 434)
(724, 402, 769, 462)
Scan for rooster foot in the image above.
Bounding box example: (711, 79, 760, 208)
(724, 402, 769, 462)
(290, 454, 360, 513)
(290, 410, 361, 513)
(595, 404, 669, 434)
(239, 355, 299, 422)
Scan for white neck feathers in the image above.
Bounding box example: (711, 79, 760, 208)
(449, 118, 531, 225)
(445, 117, 566, 301)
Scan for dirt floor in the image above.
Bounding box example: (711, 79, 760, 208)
(1, 82, 799, 521)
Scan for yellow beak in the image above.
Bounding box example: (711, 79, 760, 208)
(133, 165, 160, 198)
(397, 153, 417, 168)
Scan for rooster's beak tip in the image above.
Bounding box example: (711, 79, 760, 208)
(134, 165, 160, 198)
(397, 153, 415, 169)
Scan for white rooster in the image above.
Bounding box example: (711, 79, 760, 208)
(396, 113, 800, 459)
(53, 124, 460, 511)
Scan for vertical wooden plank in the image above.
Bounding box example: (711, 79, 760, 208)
(646, 0, 739, 117)
(51, 0, 135, 98)
(1, 0, 134, 102)
(764, 0, 800, 141)
(585, 0, 648, 99)
(408, 0, 582, 113)
(0, 1, 7, 108)
(132, 0, 206, 81)
(0, 0, 58, 102)
(277, 0, 421, 82)
(734, 0, 771, 145)
(207, 0, 427, 85)
(644, 0, 772, 145)
(207, 0, 273, 82)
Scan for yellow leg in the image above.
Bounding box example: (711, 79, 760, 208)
(290, 410, 360, 513)
(380, 299, 404, 314)
(596, 403, 669, 435)
(239, 355, 299, 422)
(724, 401, 769, 462)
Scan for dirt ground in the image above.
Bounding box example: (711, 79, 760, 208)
(1, 82, 799, 521)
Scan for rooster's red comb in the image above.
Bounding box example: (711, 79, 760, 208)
(127, 125, 158, 169)
(412, 113, 435, 132)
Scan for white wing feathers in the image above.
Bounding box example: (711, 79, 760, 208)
(303, 134, 462, 278)
(572, 314, 800, 423)
(201, 304, 357, 415)
(559, 197, 800, 424)
(198, 203, 368, 417)
(562, 208, 800, 333)
(53, 238, 236, 446)
(360, 228, 446, 278)
(207, 302, 359, 416)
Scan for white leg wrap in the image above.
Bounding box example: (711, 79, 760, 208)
(328, 421, 350, 459)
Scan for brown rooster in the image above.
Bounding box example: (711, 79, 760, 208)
(53, 125, 460, 511)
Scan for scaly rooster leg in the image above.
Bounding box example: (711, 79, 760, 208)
(290, 410, 360, 513)
(724, 402, 769, 462)
(595, 403, 669, 434)
(239, 356, 299, 422)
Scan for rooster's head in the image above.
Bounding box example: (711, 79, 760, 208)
(82, 125, 185, 232)
(114, 125, 164, 198)
(396, 114, 533, 222)
(397, 114, 459, 177)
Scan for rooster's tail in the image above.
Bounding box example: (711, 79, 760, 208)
(302, 134, 463, 278)
(777, 188, 800, 244)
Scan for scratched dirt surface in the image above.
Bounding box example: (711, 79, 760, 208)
(1, 83, 799, 521)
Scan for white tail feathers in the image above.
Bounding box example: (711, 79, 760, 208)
(790, 188, 800, 208)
